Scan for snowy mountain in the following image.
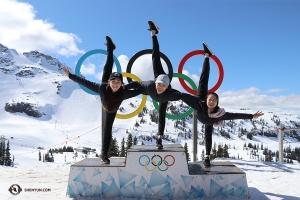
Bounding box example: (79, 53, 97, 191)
(1, 43, 300, 200)
(1, 42, 300, 164)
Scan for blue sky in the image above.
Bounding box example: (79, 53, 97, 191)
(1, 0, 300, 116)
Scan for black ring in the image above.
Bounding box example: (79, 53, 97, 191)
(151, 154, 162, 167)
(126, 49, 173, 83)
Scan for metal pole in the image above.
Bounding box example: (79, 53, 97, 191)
(277, 127, 300, 163)
(193, 111, 198, 162)
(278, 126, 283, 162)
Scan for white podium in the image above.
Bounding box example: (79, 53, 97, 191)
(67, 144, 249, 198)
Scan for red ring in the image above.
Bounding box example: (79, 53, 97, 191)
(164, 155, 175, 166)
(178, 50, 224, 95)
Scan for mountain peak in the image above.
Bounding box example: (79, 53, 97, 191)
(23, 50, 63, 69)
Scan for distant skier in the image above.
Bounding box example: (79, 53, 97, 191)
(181, 43, 264, 167)
(62, 36, 141, 164)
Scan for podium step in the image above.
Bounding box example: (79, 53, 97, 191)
(67, 144, 249, 198)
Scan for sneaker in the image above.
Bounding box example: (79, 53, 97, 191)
(105, 36, 116, 50)
(100, 154, 110, 164)
(147, 20, 160, 34)
(203, 157, 211, 167)
(203, 43, 214, 57)
(156, 135, 163, 149)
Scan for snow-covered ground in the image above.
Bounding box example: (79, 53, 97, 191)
(1, 153, 300, 200)
(1, 141, 300, 200)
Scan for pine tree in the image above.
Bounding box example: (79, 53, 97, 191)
(223, 144, 229, 158)
(184, 142, 190, 162)
(5, 140, 12, 166)
(133, 136, 137, 145)
(108, 137, 119, 157)
(217, 143, 223, 158)
(126, 134, 133, 151)
(0, 141, 3, 165)
(211, 142, 217, 159)
(201, 149, 205, 160)
(120, 138, 126, 157)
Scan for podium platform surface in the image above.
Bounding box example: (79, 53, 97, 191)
(67, 144, 249, 198)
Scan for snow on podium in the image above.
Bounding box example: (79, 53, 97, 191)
(66, 144, 249, 198)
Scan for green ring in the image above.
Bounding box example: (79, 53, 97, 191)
(152, 73, 197, 120)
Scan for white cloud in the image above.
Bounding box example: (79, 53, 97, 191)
(81, 63, 96, 76)
(267, 88, 288, 93)
(0, 0, 84, 56)
(218, 90, 300, 115)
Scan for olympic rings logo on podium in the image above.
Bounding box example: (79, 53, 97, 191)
(138, 154, 175, 172)
(75, 49, 224, 120)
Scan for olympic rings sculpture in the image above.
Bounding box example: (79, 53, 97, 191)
(138, 154, 176, 172)
(75, 48, 224, 120)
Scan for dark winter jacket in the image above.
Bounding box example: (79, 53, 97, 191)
(124, 80, 182, 103)
(181, 93, 254, 125)
(69, 73, 141, 113)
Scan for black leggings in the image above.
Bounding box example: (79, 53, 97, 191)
(102, 49, 114, 83)
(101, 49, 115, 155)
(152, 36, 167, 136)
(197, 58, 214, 156)
(102, 112, 116, 155)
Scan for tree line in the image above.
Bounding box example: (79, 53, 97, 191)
(0, 139, 13, 166)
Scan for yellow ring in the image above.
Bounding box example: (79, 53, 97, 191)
(144, 160, 156, 172)
(102, 72, 147, 119)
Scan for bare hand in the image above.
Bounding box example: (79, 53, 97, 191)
(253, 111, 264, 119)
(62, 66, 70, 76)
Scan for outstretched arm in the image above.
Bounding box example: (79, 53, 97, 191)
(253, 111, 264, 119)
(62, 66, 100, 94)
(180, 93, 200, 110)
(62, 66, 70, 76)
(124, 81, 142, 90)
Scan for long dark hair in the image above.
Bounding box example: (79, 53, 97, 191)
(206, 92, 219, 113)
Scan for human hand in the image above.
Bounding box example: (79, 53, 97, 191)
(62, 66, 70, 76)
(253, 111, 264, 119)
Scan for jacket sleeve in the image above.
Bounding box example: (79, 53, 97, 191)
(180, 93, 200, 110)
(123, 89, 142, 100)
(167, 89, 184, 101)
(124, 81, 141, 90)
(221, 112, 253, 120)
(69, 73, 100, 94)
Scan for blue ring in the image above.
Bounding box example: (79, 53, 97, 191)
(75, 49, 122, 95)
(139, 155, 150, 166)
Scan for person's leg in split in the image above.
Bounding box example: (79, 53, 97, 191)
(101, 112, 116, 164)
(197, 43, 214, 105)
(148, 20, 167, 149)
(100, 36, 116, 164)
(204, 125, 213, 167)
(102, 36, 116, 83)
(198, 43, 214, 167)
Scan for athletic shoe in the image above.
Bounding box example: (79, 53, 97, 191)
(147, 20, 160, 34)
(203, 157, 211, 167)
(105, 36, 116, 50)
(203, 43, 214, 57)
(156, 135, 163, 149)
(100, 154, 110, 164)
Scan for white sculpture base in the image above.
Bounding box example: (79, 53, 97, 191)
(67, 144, 249, 198)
